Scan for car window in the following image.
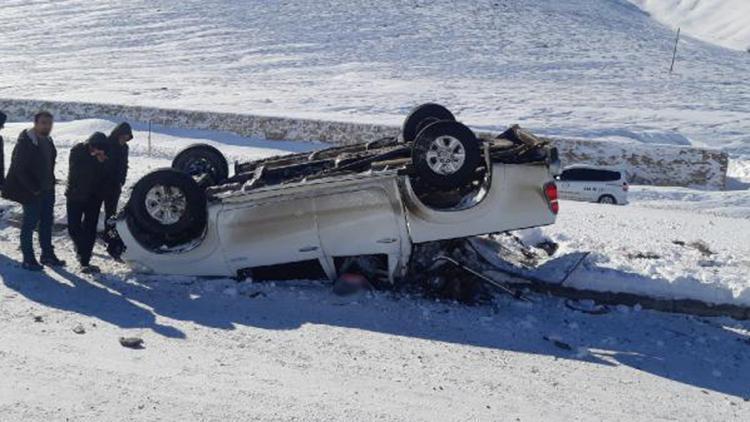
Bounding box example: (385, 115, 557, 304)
(590, 170, 621, 181)
(561, 168, 620, 182)
(560, 169, 584, 181)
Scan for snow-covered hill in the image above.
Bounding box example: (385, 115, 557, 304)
(1, 0, 748, 156)
(629, 0, 750, 51)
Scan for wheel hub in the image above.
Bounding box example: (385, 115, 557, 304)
(425, 135, 466, 175)
(145, 185, 187, 225)
(187, 158, 214, 176)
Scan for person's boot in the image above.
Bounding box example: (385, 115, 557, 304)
(80, 264, 101, 274)
(40, 255, 66, 267)
(22, 259, 44, 272)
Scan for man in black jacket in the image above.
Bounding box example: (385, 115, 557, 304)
(2, 111, 66, 271)
(0, 110, 6, 186)
(67, 132, 110, 273)
(103, 122, 132, 223)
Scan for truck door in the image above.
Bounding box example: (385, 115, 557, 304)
(217, 196, 322, 274)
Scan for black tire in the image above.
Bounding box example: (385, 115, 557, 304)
(129, 168, 207, 242)
(412, 121, 481, 190)
(172, 144, 229, 183)
(401, 103, 456, 143)
(598, 195, 617, 205)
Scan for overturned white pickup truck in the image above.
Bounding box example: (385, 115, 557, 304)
(111, 104, 561, 283)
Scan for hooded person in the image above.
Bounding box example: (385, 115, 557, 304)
(3, 111, 66, 270)
(66, 132, 110, 273)
(103, 122, 132, 223)
(0, 110, 6, 186)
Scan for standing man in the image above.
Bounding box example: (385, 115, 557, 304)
(0, 110, 6, 187)
(103, 122, 132, 223)
(2, 111, 66, 271)
(67, 132, 109, 273)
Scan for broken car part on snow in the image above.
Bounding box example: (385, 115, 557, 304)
(105, 103, 562, 288)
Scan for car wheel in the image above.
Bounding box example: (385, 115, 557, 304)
(129, 168, 207, 245)
(401, 103, 456, 143)
(412, 121, 481, 189)
(598, 195, 617, 205)
(172, 144, 229, 184)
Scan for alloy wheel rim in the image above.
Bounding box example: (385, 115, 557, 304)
(145, 185, 187, 225)
(425, 135, 466, 175)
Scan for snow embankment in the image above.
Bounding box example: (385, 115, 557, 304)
(0, 98, 731, 189)
(628, 0, 750, 51)
(546, 201, 750, 307)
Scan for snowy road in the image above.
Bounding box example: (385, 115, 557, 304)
(1, 271, 749, 421)
(0, 120, 749, 420)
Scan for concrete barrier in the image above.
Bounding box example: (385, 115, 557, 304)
(0, 98, 728, 188)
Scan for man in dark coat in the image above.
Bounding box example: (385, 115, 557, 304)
(2, 111, 66, 270)
(66, 132, 110, 273)
(103, 122, 132, 223)
(0, 110, 6, 186)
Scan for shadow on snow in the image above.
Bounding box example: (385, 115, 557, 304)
(2, 253, 749, 399)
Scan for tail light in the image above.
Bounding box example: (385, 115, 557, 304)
(544, 182, 559, 214)
(623, 182, 629, 192)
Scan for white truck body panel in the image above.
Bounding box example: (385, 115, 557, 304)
(117, 162, 556, 281)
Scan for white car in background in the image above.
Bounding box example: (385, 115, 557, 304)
(556, 165, 629, 205)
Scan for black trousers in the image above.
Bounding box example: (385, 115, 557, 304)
(67, 198, 102, 266)
(103, 186, 121, 223)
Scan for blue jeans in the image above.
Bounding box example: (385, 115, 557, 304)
(21, 191, 55, 262)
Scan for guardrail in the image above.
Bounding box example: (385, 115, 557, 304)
(0, 98, 728, 188)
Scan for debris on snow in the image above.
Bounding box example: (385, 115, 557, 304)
(564, 299, 610, 315)
(333, 273, 372, 297)
(543, 336, 574, 351)
(627, 252, 661, 260)
(72, 324, 86, 335)
(244, 291, 266, 299)
(535, 239, 559, 257)
(119, 337, 145, 349)
(688, 240, 715, 257)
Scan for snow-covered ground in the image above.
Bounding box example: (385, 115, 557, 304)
(1, 0, 749, 418)
(1, 0, 749, 156)
(1, 120, 749, 419)
(2, 272, 749, 420)
(540, 200, 750, 306)
(628, 0, 750, 51)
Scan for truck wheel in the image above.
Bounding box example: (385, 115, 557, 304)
(172, 144, 229, 183)
(401, 103, 455, 143)
(129, 168, 207, 242)
(412, 121, 481, 189)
